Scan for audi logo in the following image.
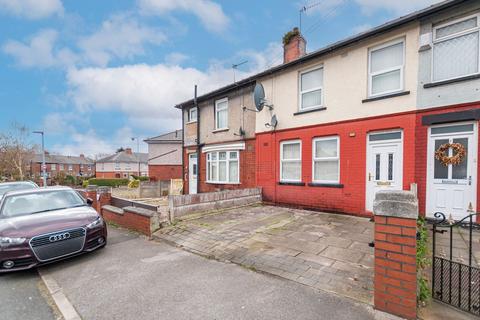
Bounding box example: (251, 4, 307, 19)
(49, 232, 71, 242)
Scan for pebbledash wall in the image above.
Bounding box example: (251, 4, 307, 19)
(183, 139, 256, 194)
(256, 102, 480, 217)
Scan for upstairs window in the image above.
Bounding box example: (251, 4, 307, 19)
(215, 98, 228, 130)
(115, 162, 120, 170)
(313, 137, 340, 184)
(68, 164, 73, 171)
(433, 14, 479, 82)
(368, 39, 405, 97)
(51, 164, 56, 171)
(59, 164, 64, 171)
(299, 67, 323, 110)
(188, 107, 197, 122)
(280, 140, 302, 182)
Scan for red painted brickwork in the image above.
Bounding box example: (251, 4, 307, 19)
(374, 215, 417, 320)
(256, 113, 416, 216)
(148, 165, 182, 181)
(101, 207, 151, 236)
(183, 139, 256, 194)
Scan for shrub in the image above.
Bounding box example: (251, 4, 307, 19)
(282, 27, 300, 46)
(84, 178, 129, 188)
(132, 175, 149, 181)
(128, 179, 140, 188)
(417, 217, 431, 306)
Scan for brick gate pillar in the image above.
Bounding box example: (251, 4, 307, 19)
(373, 190, 418, 320)
(97, 186, 112, 214)
(85, 185, 98, 212)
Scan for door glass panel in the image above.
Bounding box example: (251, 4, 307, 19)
(388, 153, 394, 181)
(375, 154, 381, 180)
(193, 164, 197, 176)
(434, 139, 449, 179)
(452, 138, 468, 179)
(369, 132, 401, 141)
(431, 124, 474, 135)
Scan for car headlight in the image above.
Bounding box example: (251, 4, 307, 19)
(86, 216, 104, 229)
(0, 237, 27, 248)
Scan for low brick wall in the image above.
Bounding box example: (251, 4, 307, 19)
(101, 205, 160, 236)
(169, 188, 262, 221)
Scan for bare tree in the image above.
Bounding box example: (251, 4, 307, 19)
(0, 123, 36, 181)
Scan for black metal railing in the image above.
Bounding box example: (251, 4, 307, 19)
(432, 212, 480, 316)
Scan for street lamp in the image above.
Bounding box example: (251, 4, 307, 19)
(33, 131, 46, 187)
(131, 137, 140, 177)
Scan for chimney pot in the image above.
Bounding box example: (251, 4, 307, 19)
(125, 148, 133, 155)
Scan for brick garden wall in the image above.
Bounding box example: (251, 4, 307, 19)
(101, 206, 156, 236)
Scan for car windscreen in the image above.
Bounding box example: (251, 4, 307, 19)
(0, 183, 36, 196)
(1, 190, 85, 218)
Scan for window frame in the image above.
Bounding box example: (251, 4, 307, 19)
(51, 163, 56, 171)
(298, 65, 324, 111)
(431, 13, 480, 83)
(206, 150, 240, 184)
(312, 136, 340, 184)
(280, 140, 302, 183)
(188, 107, 198, 123)
(368, 38, 405, 98)
(59, 164, 64, 171)
(214, 98, 229, 130)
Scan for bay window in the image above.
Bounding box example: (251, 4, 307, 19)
(207, 151, 239, 183)
(215, 98, 228, 130)
(368, 39, 405, 97)
(299, 67, 323, 110)
(280, 140, 302, 182)
(312, 137, 340, 183)
(433, 14, 479, 82)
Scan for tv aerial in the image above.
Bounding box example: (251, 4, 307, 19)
(232, 60, 248, 83)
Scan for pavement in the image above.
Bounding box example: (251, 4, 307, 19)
(0, 268, 59, 320)
(154, 204, 374, 304)
(39, 226, 383, 320)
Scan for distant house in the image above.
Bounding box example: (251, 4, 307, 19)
(30, 152, 95, 184)
(95, 148, 148, 178)
(144, 130, 183, 181)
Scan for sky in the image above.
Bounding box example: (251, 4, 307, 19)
(0, 0, 443, 157)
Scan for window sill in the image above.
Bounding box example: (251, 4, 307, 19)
(308, 182, 344, 188)
(186, 121, 197, 124)
(293, 107, 326, 116)
(423, 74, 480, 88)
(278, 181, 305, 186)
(212, 128, 229, 133)
(362, 91, 410, 103)
(206, 181, 240, 185)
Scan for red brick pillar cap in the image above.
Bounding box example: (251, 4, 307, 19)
(373, 190, 418, 219)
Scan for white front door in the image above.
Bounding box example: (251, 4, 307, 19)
(188, 153, 198, 194)
(426, 123, 477, 220)
(366, 131, 403, 211)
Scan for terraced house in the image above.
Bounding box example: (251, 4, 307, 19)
(178, 0, 480, 221)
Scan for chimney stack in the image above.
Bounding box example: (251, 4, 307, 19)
(80, 154, 85, 159)
(283, 27, 306, 64)
(125, 148, 133, 155)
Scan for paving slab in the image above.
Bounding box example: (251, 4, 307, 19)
(154, 205, 374, 304)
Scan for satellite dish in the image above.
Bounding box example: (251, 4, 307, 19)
(270, 115, 278, 128)
(253, 82, 265, 112)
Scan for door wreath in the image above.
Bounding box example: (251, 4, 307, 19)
(434, 142, 466, 166)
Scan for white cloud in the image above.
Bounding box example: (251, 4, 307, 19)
(51, 129, 117, 157)
(0, 0, 63, 19)
(78, 14, 166, 67)
(354, 0, 444, 15)
(138, 0, 229, 33)
(165, 52, 189, 66)
(2, 29, 77, 68)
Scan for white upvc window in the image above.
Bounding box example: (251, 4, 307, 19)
(68, 164, 73, 171)
(312, 136, 340, 184)
(88, 165, 92, 171)
(188, 107, 197, 122)
(59, 164, 64, 171)
(280, 140, 302, 182)
(368, 38, 405, 97)
(51, 164, 56, 171)
(299, 66, 323, 110)
(432, 14, 480, 82)
(206, 150, 239, 184)
(115, 162, 120, 170)
(215, 98, 228, 130)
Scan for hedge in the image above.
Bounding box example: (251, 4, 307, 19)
(83, 178, 129, 188)
(132, 175, 149, 181)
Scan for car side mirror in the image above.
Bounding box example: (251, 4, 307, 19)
(86, 198, 94, 206)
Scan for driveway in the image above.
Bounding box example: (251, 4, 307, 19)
(154, 204, 374, 304)
(40, 226, 379, 320)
